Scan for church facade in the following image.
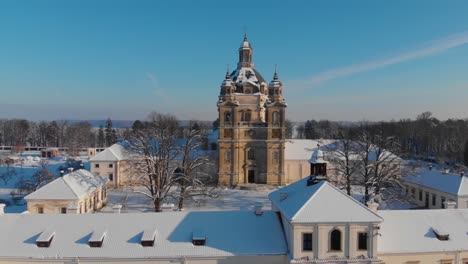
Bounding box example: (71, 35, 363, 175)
(217, 35, 287, 186)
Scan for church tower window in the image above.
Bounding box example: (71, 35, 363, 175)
(247, 149, 255, 160)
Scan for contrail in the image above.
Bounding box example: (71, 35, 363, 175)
(289, 31, 468, 89)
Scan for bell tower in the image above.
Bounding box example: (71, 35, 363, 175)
(217, 35, 287, 186)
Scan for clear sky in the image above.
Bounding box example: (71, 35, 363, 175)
(1, 0, 468, 121)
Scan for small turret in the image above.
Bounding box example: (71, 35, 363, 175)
(268, 66, 283, 102)
(220, 66, 235, 96)
(238, 33, 253, 68)
(309, 143, 328, 176)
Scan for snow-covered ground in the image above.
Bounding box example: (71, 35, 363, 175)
(99, 186, 275, 213)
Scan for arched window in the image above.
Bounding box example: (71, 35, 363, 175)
(330, 229, 342, 251)
(242, 111, 252, 122)
(224, 112, 231, 122)
(247, 149, 255, 160)
(272, 111, 279, 124)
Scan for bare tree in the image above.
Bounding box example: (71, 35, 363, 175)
(125, 112, 181, 212)
(328, 130, 358, 195)
(175, 123, 216, 210)
(0, 159, 17, 185)
(18, 160, 55, 192)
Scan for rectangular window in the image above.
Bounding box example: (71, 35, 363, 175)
(418, 190, 423, 201)
(109, 174, 113, 181)
(432, 194, 436, 206)
(440, 260, 453, 264)
(60, 207, 67, 214)
(225, 151, 231, 161)
(302, 233, 313, 251)
(272, 129, 281, 139)
(247, 149, 255, 160)
(37, 207, 44, 214)
(108, 163, 113, 168)
(358, 232, 368, 250)
(441, 197, 446, 208)
(223, 129, 232, 138)
(94, 163, 99, 168)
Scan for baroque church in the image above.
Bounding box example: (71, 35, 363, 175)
(217, 35, 287, 186)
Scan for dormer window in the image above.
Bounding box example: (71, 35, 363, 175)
(141, 228, 157, 247)
(36, 229, 55, 248)
(192, 230, 206, 246)
(88, 230, 106, 247)
(330, 229, 342, 251)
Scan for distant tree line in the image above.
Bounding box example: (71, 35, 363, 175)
(294, 111, 468, 165)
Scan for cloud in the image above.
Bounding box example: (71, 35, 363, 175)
(287, 31, 468, 90)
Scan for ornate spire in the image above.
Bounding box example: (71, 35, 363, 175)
(273, 64, 279, 80)
(225, 64, 231, 79)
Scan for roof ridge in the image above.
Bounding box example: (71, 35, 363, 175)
(107, 145, 121, 160)
(325, 182, 383, 221)
(62, 173, 82, 199)
(291, 181, 326, 221)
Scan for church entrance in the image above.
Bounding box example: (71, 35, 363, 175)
(248, 170, 255, 183)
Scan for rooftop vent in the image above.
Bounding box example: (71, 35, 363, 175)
(432, 227, 449, 241)
(68, 167, 74, 173)
(36, 229, 55, 248)
(192, 229, 206, 246)
(442, 168, 450, 174)
(140, 228, 157, 247)
(88, 229, 106, 248)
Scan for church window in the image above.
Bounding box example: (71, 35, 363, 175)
(272, 111, 279, 125)
(225, 151, 231, 161)
(272, 129, 281, 139)
(224, 112, 231, 122)
(241, 111, 251, 121)
(330, 229, 342, 251)
(274, 151, 279, 161)
(358, 232, 368, 250)
(302, 233, 313, 251)
(224, 129, 232, 138)
(247, 149, 255, 160)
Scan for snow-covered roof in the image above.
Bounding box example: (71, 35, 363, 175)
(89, 143, 129, 162)
(269, 177, 383, 224)
(230, 67, 266, 88)
(378, 209, 468, 254)
(285, 139, 334, 160)
(403, 168, 468, 196)
(0, 211, 287, 259)
(24, 169, 108, 201)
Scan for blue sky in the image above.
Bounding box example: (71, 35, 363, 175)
(1, 0, 468, 121)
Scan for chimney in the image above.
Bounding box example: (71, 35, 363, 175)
(60, 170, 65, 177)
(68, 167, 74, 173)
(368, 201, 379, 212)
(428, 164, 433, 170)
(443, 201, 456, 209)
(254, 202, 263, 216)
(0, 203, 5, 215)
(461, 171, 465, 177)
(79, 163, 84, 169)
(113, 204, 122, 214)
(279, 192, 288, 201)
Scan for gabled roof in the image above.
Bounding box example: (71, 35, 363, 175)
(403, 168, 468, 196)
(378, 209, 468, 254)
(24, 169, 108, 201)
(89, 144, 128, 162)
(269, 177, 383, 224)
(0, 211, 287, 259)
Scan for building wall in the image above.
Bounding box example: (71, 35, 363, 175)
(0, 255, 287, 264)
(379, 251, 468, 264)
(90, 161, 118, 186)
(402, 181, 463, 208)
(290, 223, 379, 261)
(218, 94, 286, 186)
(26, 187, 108, 214)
